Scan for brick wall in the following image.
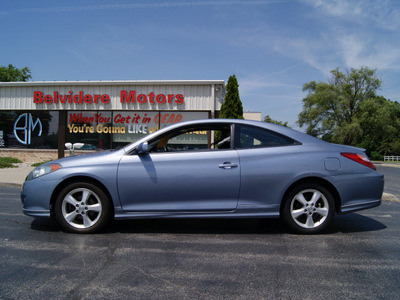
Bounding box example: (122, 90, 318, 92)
(0, 149, 95, 163)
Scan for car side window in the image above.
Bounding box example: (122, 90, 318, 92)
(147, 124, 232, 153)
(237, 125, 297, 149)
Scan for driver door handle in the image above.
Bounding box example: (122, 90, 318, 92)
(219, 162, 238, 169)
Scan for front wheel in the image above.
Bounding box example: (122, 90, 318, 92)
(54, 182, 112, 233)
(282, 183, 335, 234)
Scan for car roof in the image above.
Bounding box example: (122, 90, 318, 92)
(167, 119, 325, 144)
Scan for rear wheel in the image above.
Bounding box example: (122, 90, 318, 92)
(282, 183, 335, 234)
(54, 182, 112, 233)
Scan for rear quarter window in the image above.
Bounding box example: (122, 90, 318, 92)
(236, 125, 299, 149)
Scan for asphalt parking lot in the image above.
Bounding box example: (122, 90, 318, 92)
(377, 164, 400, 200)
(1, 171, 400, 300)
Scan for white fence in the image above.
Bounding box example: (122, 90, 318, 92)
(384, 156, 400, 161)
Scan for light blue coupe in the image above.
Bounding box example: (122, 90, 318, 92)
(21, 119, 384, 234)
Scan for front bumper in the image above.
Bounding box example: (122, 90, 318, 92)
(21, 178, 59, 218)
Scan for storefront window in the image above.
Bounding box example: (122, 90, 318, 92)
(111, 111, 159, 149)
(66, 111, 209, 149)
(0, 111, 58, 149)
(0, 110, 210, 150)
(66, 111, 112, 150)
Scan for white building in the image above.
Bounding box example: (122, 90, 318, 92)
(0, 80, 225, 157)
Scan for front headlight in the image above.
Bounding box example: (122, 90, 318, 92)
(27, 163, 62, 181)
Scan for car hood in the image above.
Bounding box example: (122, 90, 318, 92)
(46, 149, 125, 168)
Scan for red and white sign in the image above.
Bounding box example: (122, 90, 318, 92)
(33, 90, 184, 105)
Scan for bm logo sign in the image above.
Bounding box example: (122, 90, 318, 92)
(13, 113, 42, 145)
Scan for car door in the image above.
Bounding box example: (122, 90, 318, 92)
(117, 123, 240, 212)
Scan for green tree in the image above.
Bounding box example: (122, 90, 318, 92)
(219, 75, 244, 119)
(263, 115, 289, 127)
(0, 64, 31, 82)
(357, 97, 400, 157)
(298, 67, 381, 145)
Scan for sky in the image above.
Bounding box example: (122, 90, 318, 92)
(1, 0, 399, 128)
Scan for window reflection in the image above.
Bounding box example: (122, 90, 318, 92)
(0, 111, 58, 149)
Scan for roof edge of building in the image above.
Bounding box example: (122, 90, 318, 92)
(0, 80, 225, 87)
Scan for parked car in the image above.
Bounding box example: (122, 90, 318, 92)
(21, 119, 384, 234)
(79, 144, 98, 150)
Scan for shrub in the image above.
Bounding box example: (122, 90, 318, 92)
(370, 151, 383, 161)
(0, 157, 22, 168)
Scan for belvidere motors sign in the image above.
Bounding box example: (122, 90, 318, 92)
(33, 90, 184, 105)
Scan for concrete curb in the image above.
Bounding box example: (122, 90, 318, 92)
(0, 182, 22, 188)
(374, 162, 400, 168)
(382, 192, 400, 202)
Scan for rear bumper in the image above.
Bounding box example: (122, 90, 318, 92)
(328, 171, 384, 214)
(340, 199, 381, 214)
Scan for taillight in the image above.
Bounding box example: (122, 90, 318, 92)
(340, 153, 376, 170)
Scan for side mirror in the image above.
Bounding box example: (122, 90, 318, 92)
(136, 141, 149, 154)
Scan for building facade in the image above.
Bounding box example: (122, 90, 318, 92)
(0, 80, 225, 158)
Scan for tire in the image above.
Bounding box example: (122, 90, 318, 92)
(282, 183, 335, 234)
(54, 182, 112, 233)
